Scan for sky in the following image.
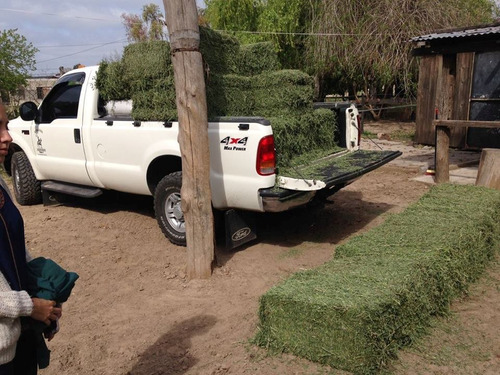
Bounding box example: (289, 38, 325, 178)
(2, 1, 500, 77)
(0, 0, 206, 77)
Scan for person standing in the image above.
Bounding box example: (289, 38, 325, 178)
(0, 103, 62, 375)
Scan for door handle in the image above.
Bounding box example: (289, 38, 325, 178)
(74, 129, 81, 143)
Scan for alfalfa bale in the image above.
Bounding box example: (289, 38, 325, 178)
(237, 42, 281, 76)
(130, 78, 177, 122)
(121, 40, 172, 92)
(95, 60, 130, 101)
(255, 184, 500, 374)
(205, 74, 254, 118)
(199, 27, 240, 75)
(252, 70, 314, 118)
(270, 108, 338, 170)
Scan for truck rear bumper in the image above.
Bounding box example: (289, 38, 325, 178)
(259, 149, 402, 212)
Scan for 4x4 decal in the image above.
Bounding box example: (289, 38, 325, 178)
(220, 136, 248, 151)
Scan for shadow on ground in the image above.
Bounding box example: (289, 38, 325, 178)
(127, 315, 217, 375)
(255, 190, 393, 247)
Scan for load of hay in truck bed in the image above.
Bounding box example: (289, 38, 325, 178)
(94, 28, 340, 172)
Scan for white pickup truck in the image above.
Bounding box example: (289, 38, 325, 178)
(7, 66, 400, 247)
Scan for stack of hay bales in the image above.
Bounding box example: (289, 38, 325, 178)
(95, 28, 339, 170)
(255, 184, 500, 374)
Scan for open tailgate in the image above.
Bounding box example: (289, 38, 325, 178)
(260, 149, 402, 211)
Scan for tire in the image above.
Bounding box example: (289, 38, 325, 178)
(154, 172, 186, 246)
(11, 152, 42, 205)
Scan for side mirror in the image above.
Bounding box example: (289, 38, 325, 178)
(19, 102, 39, 121)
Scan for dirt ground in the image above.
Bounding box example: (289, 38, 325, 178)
(8, 122, 499, 374)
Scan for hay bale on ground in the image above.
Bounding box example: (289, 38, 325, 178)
(255, 184, 500, 374)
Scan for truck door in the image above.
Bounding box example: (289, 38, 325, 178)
(32, 72, 93, 185)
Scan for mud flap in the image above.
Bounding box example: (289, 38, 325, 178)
(225, 209, 257, 249)
(41, 189, 64, 206)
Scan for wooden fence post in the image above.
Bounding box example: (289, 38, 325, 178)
(476, 148, 500, 190)
(435, 125, 450, 183)
(163, 0, 214, 279)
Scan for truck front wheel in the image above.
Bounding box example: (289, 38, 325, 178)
(11, 152, 42, 205)
(154, 172, 186, 246)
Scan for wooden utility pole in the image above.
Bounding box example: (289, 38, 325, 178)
(163, 0, 214, 278)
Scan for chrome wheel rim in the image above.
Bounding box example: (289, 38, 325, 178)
(164, 192, 185, 233)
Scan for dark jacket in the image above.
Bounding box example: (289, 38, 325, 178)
(26, 257, 79, 369)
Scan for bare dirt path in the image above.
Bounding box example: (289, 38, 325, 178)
(8, 129, 497, 375)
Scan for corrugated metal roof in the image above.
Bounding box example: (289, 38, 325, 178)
(411, 24, 500, 42)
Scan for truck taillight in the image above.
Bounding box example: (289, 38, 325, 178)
(256, 135, 276, 175)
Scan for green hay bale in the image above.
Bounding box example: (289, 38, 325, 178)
(270, 108, 339, 170)
(95, 60, 130, 101)
(237, 42, 281, 76)
(255, 184, 500, 374)
(122, 40, 172, 92)
(205, 74, 254, 118)
(199, 27, 240, 75)
(131, 78, 177, 122)
(252, 70, 314, 118)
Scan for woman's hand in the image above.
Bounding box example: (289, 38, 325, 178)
(30, 298, 62, 325)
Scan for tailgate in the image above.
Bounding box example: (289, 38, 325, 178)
(260, 149, 401, 212)
(278, 149, 402, 190)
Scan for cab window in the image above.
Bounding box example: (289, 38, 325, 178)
(39, 72, 85, 123)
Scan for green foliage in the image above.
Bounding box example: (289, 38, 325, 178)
(204, 0, 264, 44)
(0, 29, 38, 101)
(307, 0, 499, 101)
(121, 3, 166, 42)
(205, 0, 315, 69)
(204, 0, 499, 100)
(257, 0, 312, 46)
(255, 184, 500, 374)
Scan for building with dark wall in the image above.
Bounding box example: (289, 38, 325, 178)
(412, 23, 500, 148)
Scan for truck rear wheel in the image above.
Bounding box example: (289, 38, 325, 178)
(154, 172, 186, 246)
(11, 151, 42, 205)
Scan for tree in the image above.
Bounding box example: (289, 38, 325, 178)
(204, 0, 315, 67)
(307, 0, 499, 117)
(0, 29, 38, 102)
(204, 0, 499, 111)
(204, 0, 264, 44)
(257, 0, 316, 69)
(122, 3, 166, 42)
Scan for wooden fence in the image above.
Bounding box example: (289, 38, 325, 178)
(433, 120, 500, 183)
